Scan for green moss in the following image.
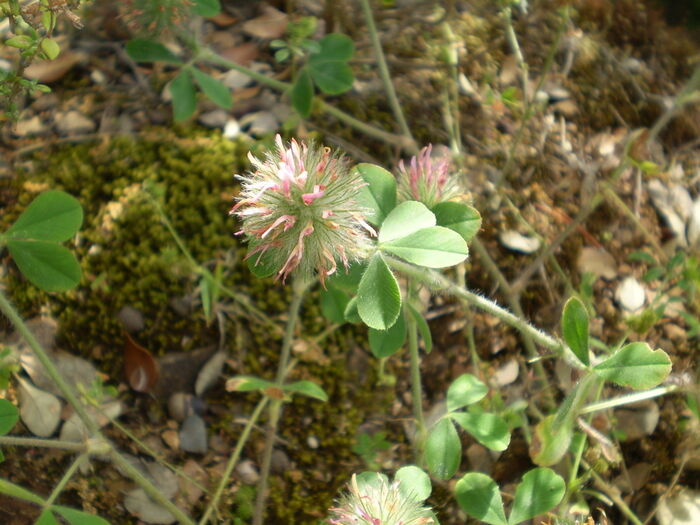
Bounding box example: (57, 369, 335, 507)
(3, 127, 249, 375)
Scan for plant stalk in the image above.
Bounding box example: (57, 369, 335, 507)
(384, 257, 583, 370)
(404, 281, 426, 458)
(0, 436, 86, 452)
(200, 396, 269, 524)
(0, 290, 196, 525)
(44, 453, 89, 508)
(358, 0, 416, 148)
(252, 278, 310, 525)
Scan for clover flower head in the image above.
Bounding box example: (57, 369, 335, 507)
(397, 145, 460, 208)
(231, 135, 375, 285)
(327, 473, 434, 525)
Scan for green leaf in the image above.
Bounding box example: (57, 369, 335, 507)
(357, 253, 401, 330)
(343, 296, 362, 324)
(192, 0, 221, 17)
(432, 202, 482, 242)
(291, 68, 313, 117)
(450, 412, 511, 451)
(5, 35, 33, 49)
(6, 191, 82, 242)
(561, 297, 589, 366)
(529, 414, 573, 467)
(225, 375, 274, 392)
(368, 310, 406, 358)
(455, 473, 507, 525)
(0, 478, 45, 504)
(320, 286, 350, 323)
(354, 163, 397, 225)
(246, 246, 278, 278)
(126, 38, 182, 64)
(40, 38, 60, 60)
(312, 33, 354, 61)
(395, 465, 431, 502)
(406, 302, 432, 354)
(325, 261, 365, 294)
(52, 506, 111, 525)
(627, 251, 656, 264)
(36, 509, 59, 525)
(593, 342, 671, 389)
(425, 418, 460, 480)
(308, 61, 353, 95)
(0, 400, 18, 435)
(378, 201, 435, 243)
(446, 374, 487, 412)
(508, 468, 565, 524)
(8, 241, 81, 292)
(381, 227, 469, 268)
(191, 67, 232, 109)
(170, 70, 197, 122)
(283, 381, 328, 402)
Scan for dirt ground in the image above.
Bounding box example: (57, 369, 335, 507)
(2, 0, 700, 523)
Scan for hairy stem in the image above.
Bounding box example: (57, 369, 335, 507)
(384, 257, 583, 370)
(0, 435, 85, 452)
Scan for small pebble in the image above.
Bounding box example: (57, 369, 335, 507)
(55, 110, 95, 134)
(615, 277, 646, 312)
(236, 459, 260, 484)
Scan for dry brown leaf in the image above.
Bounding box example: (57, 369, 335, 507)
(123, 332, 159, 393)
(219, 42, 260, 66)
(24, 50, 87, 83)
(241, 6, 288, 39)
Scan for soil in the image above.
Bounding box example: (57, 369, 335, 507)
(1, 0, 700, 524)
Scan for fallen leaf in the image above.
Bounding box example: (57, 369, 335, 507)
(60, 400, 122, 442)
(20, 350, 98, 399)
(24, 50, 87, 83)
(124, 333, 159, 393)
(124, 489, 176, 524)
(18, 376, 61, 437)
(576, 246, 617, 280)
(241, 6, 288, 39)
(194, 351, 227, 396)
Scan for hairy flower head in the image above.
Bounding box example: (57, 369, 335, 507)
(397, 145, 460, 208)
(231, 135, 375, 284)
(328, 473, 434, 525)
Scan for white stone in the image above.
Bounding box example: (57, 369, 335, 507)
(615, 276, 646, 312)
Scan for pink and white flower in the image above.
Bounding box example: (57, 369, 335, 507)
(231, 135, 375, 284)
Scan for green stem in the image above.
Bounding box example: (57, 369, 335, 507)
(404, 281, 426, 458)
(199, 396, 269, 524)
(358, 0, 416, 148)
(0, 291, 99, 435)
(109, 449, 195, 525)
(384, 257, 583, 370)
(580, 385, 679, 414)
(44, 453, 89, 508)
(252, 278, 310, 525)
(0, 290, 195, 525)
(200, 50, 416, 154)
(584, 459, 645, 525)
(0, 436, 85, 452)
(146, 191, 282, 334)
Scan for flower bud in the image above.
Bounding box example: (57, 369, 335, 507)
(396, 144, 460, 208)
